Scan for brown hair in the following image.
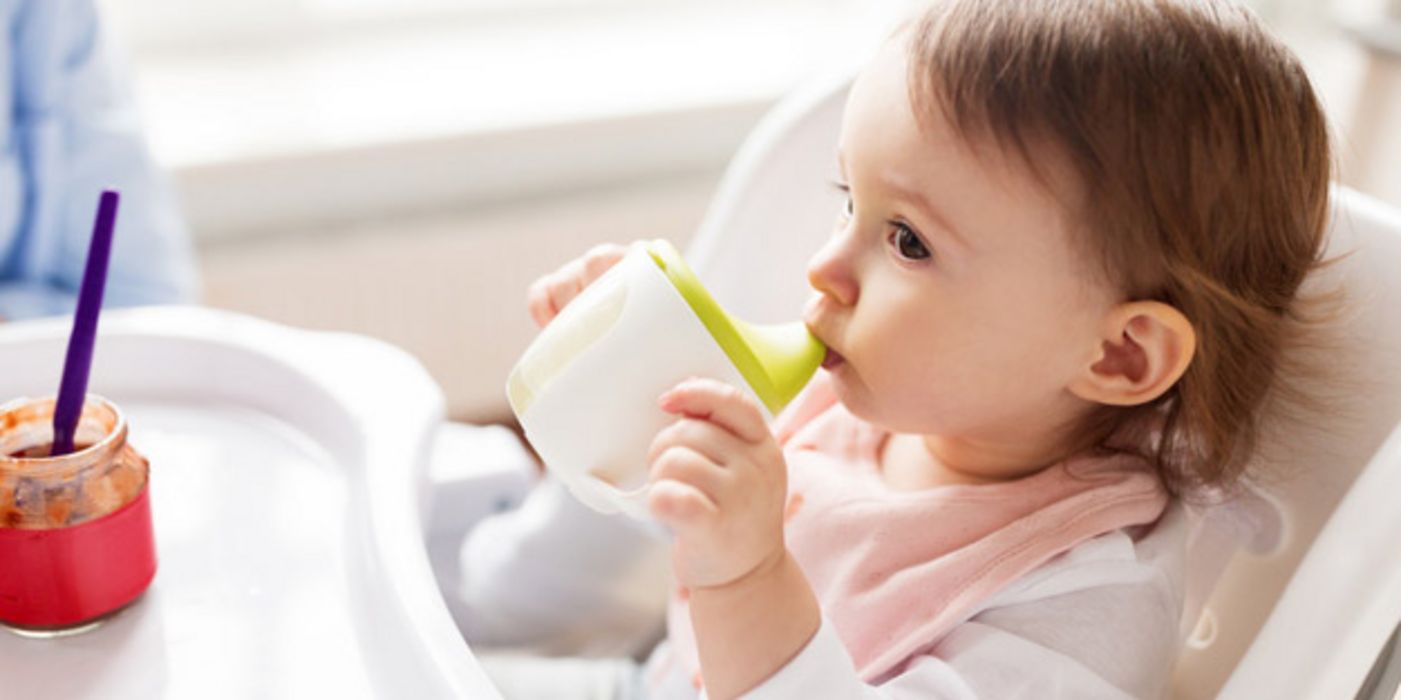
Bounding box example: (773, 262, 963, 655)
(906, 0, 1334, 497)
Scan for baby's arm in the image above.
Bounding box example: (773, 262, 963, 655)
(645, 378, 823, 699)
(455, 476, 671, 656)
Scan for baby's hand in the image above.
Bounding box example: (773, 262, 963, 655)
(646, 378, 788, 590)
(526, 243, 628, 327)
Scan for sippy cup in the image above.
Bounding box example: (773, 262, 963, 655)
(507, 239, 824, 519)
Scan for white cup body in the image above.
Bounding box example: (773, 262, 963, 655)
(507, 245, 766, 518)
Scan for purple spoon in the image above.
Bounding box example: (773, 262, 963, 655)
(51, 190, 121, 456)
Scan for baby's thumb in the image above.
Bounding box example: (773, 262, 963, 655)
(526, 279, 557, 328)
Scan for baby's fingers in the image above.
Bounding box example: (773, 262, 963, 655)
(527, 278, 559, 327)
(648, 478, 719, 533)
(557, 244, 628, 302)
(547, 274, 584, 321)
(659, 378, 770, 444)
(525, 243, 628, 327)
(524, 268, 587, 328)
(646, 417, 747, 469)
(650, 445, 729, 499)
(580, 243, 627, 281)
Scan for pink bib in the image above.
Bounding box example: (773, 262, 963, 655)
(666, 374, 1169, 683)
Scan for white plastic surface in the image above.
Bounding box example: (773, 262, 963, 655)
(0, 307, 500, 699)
(1220, 422, 1401, 699)
(1209, 189, 1401, 699)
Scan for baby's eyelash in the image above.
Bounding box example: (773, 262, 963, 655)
(831, 181, 853, 218)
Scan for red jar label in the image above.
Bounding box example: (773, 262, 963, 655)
(0, 486, 157, 627)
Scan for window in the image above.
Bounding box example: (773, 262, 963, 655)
(101, 0, 862, 57)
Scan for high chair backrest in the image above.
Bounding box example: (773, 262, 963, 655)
(686, 73, 1401, 700)
(1192, 190, 1401, 700)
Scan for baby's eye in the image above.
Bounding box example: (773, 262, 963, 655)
(831, 181, 853, 220)
(890, 224, 932, 261)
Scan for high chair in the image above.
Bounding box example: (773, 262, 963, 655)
(430, 70, 1401, 699)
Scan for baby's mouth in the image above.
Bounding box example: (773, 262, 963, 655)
(803, 305, 845, 370)
(821, 347, 845, 370)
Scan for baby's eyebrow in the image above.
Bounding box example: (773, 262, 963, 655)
(838, 145, 971, 252)
(884, 173, 971, 252)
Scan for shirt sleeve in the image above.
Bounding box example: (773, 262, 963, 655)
(0, 0, 197, 321)
(453, 476, 674, 658)
(733, 526, 1184, 700)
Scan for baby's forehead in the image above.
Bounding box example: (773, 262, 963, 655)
(842, 73, 1080, 214)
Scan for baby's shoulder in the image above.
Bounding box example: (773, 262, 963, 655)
(983, 499, 1187, 611)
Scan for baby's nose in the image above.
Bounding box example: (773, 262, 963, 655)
(806, 237, 858, 307)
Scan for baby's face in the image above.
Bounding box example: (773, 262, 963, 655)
(803, 41, 1119, 463)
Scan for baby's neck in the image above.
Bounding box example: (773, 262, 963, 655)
(877, 432, 1063, 491)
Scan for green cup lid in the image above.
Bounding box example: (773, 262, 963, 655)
(645, 240, 825, 415)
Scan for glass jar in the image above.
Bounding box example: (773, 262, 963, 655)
(0, 395, 156, 635)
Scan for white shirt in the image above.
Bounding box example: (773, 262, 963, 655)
(454, 477, 1186, 700)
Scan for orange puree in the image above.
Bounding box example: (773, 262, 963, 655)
(0, 445, 148, 529)
(1, 398, 149, 530)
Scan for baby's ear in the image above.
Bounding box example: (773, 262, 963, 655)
(1068, 301, 1196, 407)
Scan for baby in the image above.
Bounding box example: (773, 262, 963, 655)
(468, 0, 1332, 697)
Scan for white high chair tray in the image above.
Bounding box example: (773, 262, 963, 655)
(0, 307, 497, 699)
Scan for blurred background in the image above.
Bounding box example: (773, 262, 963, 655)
(95, 0, 1401, 423)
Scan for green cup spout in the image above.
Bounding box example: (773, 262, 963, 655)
(731, 319, 827, 414)
(646, 240, 826, 415)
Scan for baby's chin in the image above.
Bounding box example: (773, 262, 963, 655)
(830, 374, 948, 436)
(828, 371, 886, 424)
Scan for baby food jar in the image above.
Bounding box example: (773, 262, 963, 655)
(0, 395, 156, 636)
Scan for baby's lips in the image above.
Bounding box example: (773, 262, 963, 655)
(821, 347, 846, 370)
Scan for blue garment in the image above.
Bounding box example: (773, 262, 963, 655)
(0, 0, 196, 320)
